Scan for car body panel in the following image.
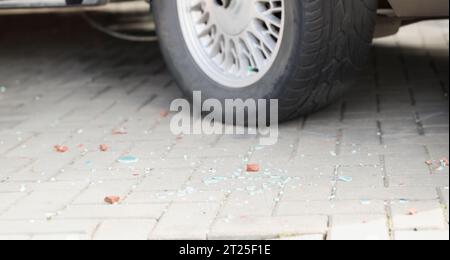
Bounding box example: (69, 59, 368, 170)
(0, 0, 107, 9)
(0, 0, 448, 19)
(388, 0, 449, 17)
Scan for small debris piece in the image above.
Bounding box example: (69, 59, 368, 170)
(99, 144, 109, 152)
(408, 208, 418, 216)
(104, 196, 120, 205)
(160, 110, 169, 118)
(54, 145, 69, 153)
(203, 176, 228, 185)
(440, 158, 449, 167)
(112, 128, 127, 135)
(254, 145, 265, 151)
(247, 66, 259, 73)
(246, 164, 260, 173)
(437, 160, 448, 171)
(360, 199, 372, 205)
(0, 86, 6, 93)
(118, 156, 139, 164)
(337, 176, 353, 183)
(425, 158, 449, 171)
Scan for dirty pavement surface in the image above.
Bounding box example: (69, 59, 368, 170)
(0, 15, 448, 240)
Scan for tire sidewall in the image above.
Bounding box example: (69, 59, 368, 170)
(153, 0, 304, 102)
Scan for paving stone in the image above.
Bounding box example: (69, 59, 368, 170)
(394, 230, 449, 240)
(150, 202, 220, 240)
(219, 190, 279, 217)
(390, 200, 447, 230)
(0, 234, 31, 240)
(209, 216, 328, 240)
(388, 175, 449, 187)
(57, 204, 167, 220)
(328, 214, 390, 240)
(336, 166, 385, 188)
(134, 168, 193, 191)
(384, 156, 432, 176)
(272, 234, 324, 240)
(0, 220, 99, 236)
(32, 233, 91, 240)
(72, 179, 138, 204)
(336, 187, 439, 201)
(93, 219, 157, 240)
(0, 192, 27, 212)
(124, 190, 227, 204)
(440, 187, 449, 207)
(276, 200, 386, 216)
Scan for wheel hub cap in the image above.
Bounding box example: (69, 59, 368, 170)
(213, 0, 252, 36)
(177, 0, 286, 88)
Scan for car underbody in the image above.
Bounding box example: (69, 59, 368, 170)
(0, 0, 448, 37)
(0, 0, 448, 16)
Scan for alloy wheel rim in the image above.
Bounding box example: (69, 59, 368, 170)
(177, 0, 286, 88)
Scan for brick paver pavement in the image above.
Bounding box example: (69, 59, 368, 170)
(0, 14, 448, 240)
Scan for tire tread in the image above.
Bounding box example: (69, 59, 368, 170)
(276, 0, 377, 121)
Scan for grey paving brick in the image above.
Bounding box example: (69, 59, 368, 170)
(219, 190, 279, 217)
(93, 219, 157, 240)
(389, 175, 449, 187)
(336, 187, 439, 201)
(280, 182, 333, 202)
(57, 204, 167, 220)
(124, 190, 227, 204)
(72, 179, 138, 204)
(0, 192, 27, 212)
(336, 166, 385, 188)
(272, 234, 325, 240)
(0, 234, 31, 240)
(134, 168, 193, 191)
(394, 230, 449, 240)
(440, 187, 449, 206)
(390, 200, 447, 230)
(0, 220, 99, 236)
(31, 233, 90, 240)
(384, 156, 432, 176)
(150, 202, 220, 240)
(209, 216, 328, 240)
(328, 214, 390, 240)
(276, 200, 386, 216)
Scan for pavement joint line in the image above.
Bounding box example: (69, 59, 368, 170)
(385, 200, 394, 240)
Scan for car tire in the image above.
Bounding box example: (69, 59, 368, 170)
(152, 0, 377, 121)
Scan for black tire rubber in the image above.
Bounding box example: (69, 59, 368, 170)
(152, 0, 377, 121)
